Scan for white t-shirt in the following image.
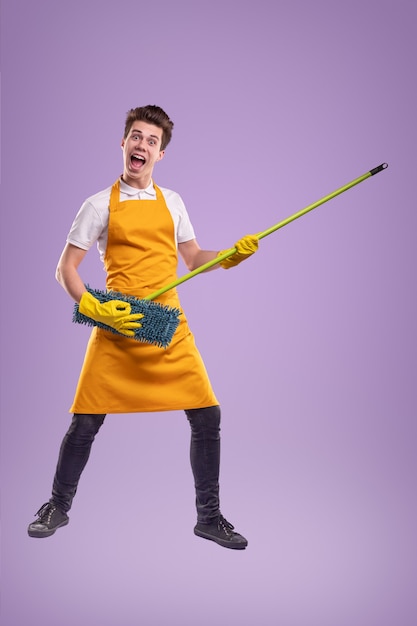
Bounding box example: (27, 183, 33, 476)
(67, 178, 196, 262)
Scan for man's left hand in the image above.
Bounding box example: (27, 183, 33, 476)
(218, 234, 259, 269)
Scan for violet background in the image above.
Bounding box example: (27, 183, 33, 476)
(1, 1, 416, 625)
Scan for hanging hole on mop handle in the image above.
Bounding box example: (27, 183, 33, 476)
(370, 163, 388, 175)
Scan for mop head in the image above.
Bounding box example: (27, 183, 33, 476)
(72, 286, 181, 348)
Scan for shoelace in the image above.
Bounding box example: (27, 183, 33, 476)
(35, 503, 55, 523)
(218, 515, 235, 536)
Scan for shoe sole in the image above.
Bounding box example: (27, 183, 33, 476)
(27, 518, 69, 538)
(194, 527, 247, 550)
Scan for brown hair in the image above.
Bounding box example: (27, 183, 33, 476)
(123, 105, 174, 150)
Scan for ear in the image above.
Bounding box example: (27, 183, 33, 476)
(121, 138, 125, 149)
(156, 150, 165, 163)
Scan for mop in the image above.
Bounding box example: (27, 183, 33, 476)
(73, 163, 388, 347)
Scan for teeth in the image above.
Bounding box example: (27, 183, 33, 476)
(132, 154, 145, 162)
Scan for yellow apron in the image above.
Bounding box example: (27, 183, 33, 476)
(70, 180, 218, 414)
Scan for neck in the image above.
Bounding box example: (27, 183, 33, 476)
(121, 173, 152, 190)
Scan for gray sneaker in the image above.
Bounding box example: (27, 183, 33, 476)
(28, 502, 69, 538)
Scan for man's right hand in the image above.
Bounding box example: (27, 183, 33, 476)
(78, 292, 143, 337)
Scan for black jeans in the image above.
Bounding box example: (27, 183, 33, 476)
(51, 406, 221, 523)
(185, 405, 221, 523)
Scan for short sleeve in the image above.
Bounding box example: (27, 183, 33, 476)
(66, 200, 108, 251)
(175, 194, 196, 243)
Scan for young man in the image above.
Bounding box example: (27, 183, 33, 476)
(28, 105, 258, 550)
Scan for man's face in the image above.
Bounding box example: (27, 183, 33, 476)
(121, 121, 165, 188)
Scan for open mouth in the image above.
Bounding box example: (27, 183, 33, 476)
(130, 154, 146, 169)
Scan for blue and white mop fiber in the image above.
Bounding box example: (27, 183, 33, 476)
(73, 286, 181, 348)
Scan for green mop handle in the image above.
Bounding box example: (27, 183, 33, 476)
(145, 163, 388, 301)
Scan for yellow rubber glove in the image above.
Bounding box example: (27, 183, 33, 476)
(78, 292, 144, 337)
(218, 234, 259, 269)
